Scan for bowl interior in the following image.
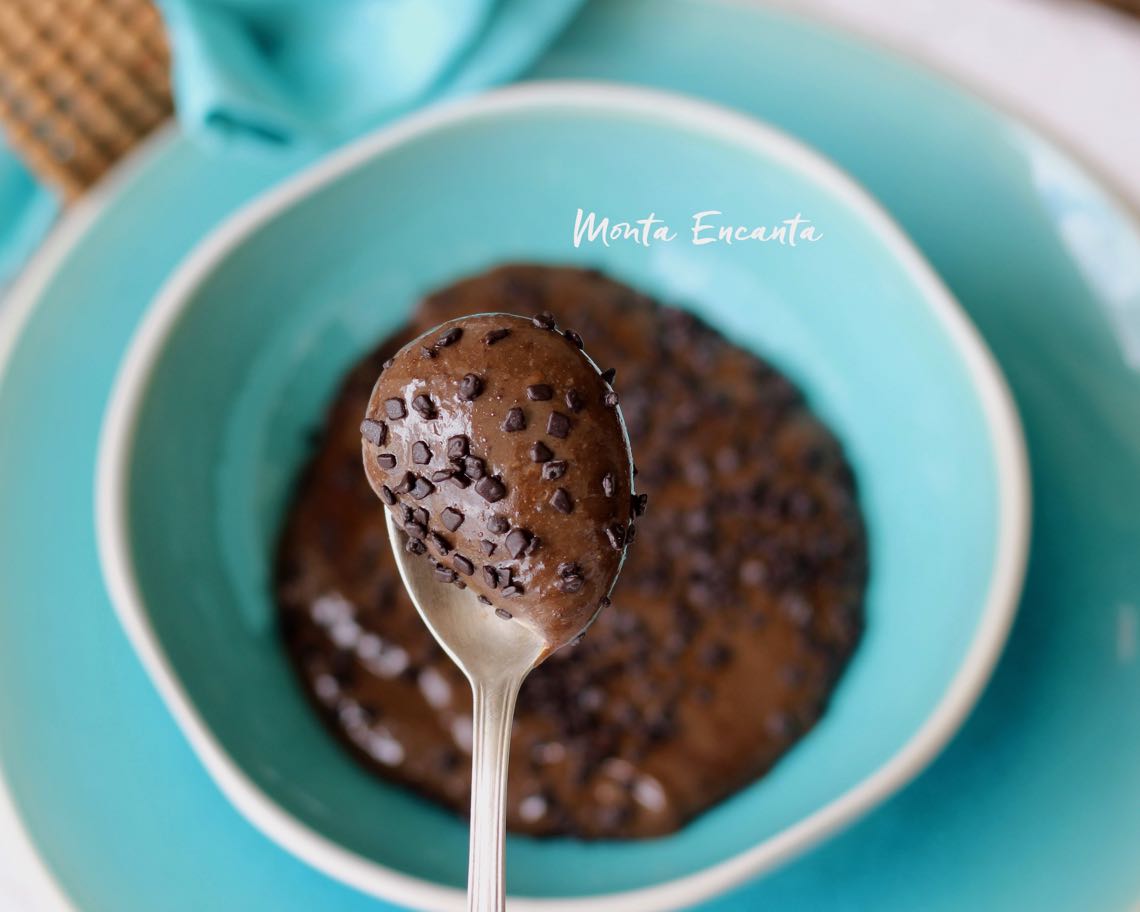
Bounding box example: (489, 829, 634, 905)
(119, 91, 1002, 896)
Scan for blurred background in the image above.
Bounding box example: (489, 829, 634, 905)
(0, 0, 1138, 216)
(1, 0, 1138, 909)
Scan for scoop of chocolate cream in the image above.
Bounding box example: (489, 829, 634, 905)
(361, 312, 640, 649)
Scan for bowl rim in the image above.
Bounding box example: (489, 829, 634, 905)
(96, 79, 1030, 912)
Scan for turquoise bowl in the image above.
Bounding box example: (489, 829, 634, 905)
(97, 83, 1028, 911)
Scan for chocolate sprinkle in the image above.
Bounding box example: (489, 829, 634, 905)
(495, 608, 513, 620)
(527, 384, 553, 401)
(532, 311, 556, 330)
(394, 471, 415, 494)
(463, 456, 486, 480)
(360, 419, 387, 446)
(404, 519, 427, 539)
(603, 390, 620, 408)
(477, 595, 492, 605)
(379, 485, 395, 505)
(410, 476, 435, 500)
(411, 441, 432, 465)
(542, 460, 568, 481)
(550, 488, 573, 514)
(563, 329, 584, 348)
(411, 394, 436, 419)
(441, 508, 464, 532)
(601, 472, 615, 497)
(475, 475, 507, 503)
(436, 327, 462, 347)
(530, 441, 553, 463)
(547, 412, 571, 439)
(453, 555, 474, 576)
(480, 540, 497, 556)
(600, 367, 617, 384)
(430, 469, 455, 483)
(632, 493, 648, 516)
(503, 407, 526, 432)
(446, 435, 469, 461)
(428, 532, 450, 554)
(565, 388, 585, 413)
(483, 328, 510, 345)
(487, 514, 510, 534)
(384, 398, 406, 420)
(458, 373, 483, 401)
(434, 565, 458, 584)
(483, 566, 500, 588)
(505, 528, 532, 559)
(700, 642, 733, 669)
(405, 537, 426, 555)
(605, 524, 626, 550)
(376, 453, 397, 470)
(448, 473, 471, 489)
(556, 561, 585, 594)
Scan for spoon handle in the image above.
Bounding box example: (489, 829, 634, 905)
(467, 675, 524, 912)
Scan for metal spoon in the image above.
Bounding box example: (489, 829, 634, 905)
(385, 510, 549, 912)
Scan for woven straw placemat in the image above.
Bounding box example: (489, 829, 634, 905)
(0, 0, 172, 200)
(0, 0, 1136, 201)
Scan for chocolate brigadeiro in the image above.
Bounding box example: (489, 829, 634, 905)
(275, 265, 867, 839)
(359, 312, 637, 650)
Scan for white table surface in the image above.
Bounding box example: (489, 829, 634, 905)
(2, 1, 1139, 909)
(792, 0, 1140, 209)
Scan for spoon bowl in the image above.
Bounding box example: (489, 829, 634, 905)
(369, 308, 638, 912)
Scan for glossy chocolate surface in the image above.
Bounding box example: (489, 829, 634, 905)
(360, 314, 635, 649)
(276, 265, 866, 838)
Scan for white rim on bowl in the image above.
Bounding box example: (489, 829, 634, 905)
(0, 124, 182, 912)
(96, 81, 1030, 912)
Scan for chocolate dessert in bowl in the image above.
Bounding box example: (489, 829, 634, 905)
(97, 84, 1027, 911)
(278, 268, 867, 846)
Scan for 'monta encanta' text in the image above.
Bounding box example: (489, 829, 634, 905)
(572, 209, 823, 248)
